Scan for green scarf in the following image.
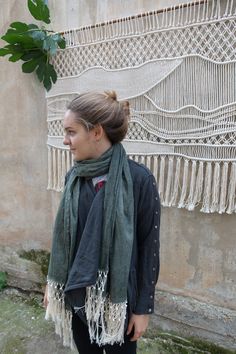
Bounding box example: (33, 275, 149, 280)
(46, 143, 134, 347)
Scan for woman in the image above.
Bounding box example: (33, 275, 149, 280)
(44, 91, 160, 354)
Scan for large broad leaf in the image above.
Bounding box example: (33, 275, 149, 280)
(28, 24, 39, 30)
(43, 74, 52, 91)
(58, 37, 66, 49)
(28, 0, 50, 24)
(0, 48, 11, 56)
(22, 58, 39, 73)
(36, 61, 46, 82)
(21, 50, 44, 61)
(48, 63, 57, 83)
(1, 33, 35, 46)
(9, 52, 24, 62)
(10, 22, 29, 32)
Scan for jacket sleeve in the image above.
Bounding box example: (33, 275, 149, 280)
(133, 174, 161, 315)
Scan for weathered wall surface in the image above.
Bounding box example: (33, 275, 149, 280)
(0, 0, 235, 347)
(0, 0, 53, 251)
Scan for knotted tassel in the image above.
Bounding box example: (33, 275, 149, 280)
(219, 162, 229, 213)
(201, 162, 212, 213)
(186, 160, 197, 211)
(178, 159, 189, 208)
(210, 162, 220, 213)
(158, 155, 166, 203)
(163, 156, 174, 206)
(170, 156, 181, 206)
(226, 162, 236, 214)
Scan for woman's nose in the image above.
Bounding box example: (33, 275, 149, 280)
(63, 135, 70, 145)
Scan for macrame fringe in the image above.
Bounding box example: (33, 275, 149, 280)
(45, 281, 75, 350)
(178, 159, 189, 209)
(85, 270, 127, 346)
(227, 162, 236, 214)
(47, 148, 236, 214)
(200, 161, 212, 213)
(47, 146, 73, 191)
(61, 0, 235, 47)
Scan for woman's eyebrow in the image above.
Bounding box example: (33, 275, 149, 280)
(64, 126, 74, 130)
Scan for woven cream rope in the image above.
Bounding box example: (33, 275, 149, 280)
(47, 0, 236, 214)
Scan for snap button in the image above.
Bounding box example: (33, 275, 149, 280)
(152, 267, 156, 271)
(150, 295, 153, 299)
(155, 225, 158, 229)
(148, 308, 152, 313)
(154, 253, 157, 257)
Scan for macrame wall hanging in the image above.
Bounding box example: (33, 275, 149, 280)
(46, 0, 236, 214)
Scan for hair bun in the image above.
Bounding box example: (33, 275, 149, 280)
(104, 90, 117, 101)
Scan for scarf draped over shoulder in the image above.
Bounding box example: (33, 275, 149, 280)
(46, 143, 134, 348)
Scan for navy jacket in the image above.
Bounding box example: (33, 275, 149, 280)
(65, 159, 160, 317)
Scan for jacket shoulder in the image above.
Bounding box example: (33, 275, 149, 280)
(128, 158, 154, 184)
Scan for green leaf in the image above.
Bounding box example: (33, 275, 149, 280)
(1, 33, 34, 45)
(28, 23, 39, 30)
(43, 74, 52, 91)
(28, 0, 50, 24)
(0, 48, 11, 56)
(22, 58, 39, 73)
(21, 50, 44, 61)
(9, 52, 23, 62)
(48, 63, 57, 83)
(36, 61, 46, 81)
(10, 22, 29, 32)
(58, 37, 66, 49)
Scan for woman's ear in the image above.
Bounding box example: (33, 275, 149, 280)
(93, 124, 104, 141)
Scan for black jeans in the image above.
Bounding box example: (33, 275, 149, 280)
(72, 313, 137, 354)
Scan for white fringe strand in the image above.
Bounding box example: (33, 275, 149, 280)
(45, 281, 75, 350)
(85, 270, 127, 346)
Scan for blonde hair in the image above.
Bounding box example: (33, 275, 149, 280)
(67, 91, 130, 144)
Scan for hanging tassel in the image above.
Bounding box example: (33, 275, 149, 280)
(152, 155, 159, 182)
(60, 150, 67, 191)
(52, 148, 57, 191)
(66, 149, 71, 173)
(163, 156, 174, 206)
(186, 160, 197, 211)
(146, 155, 152, 170)
(192, 160, 204, 208)
(210, 162, 221, 213)
(56, 149, 62, 192)
(178, 159, 189, 208)
(170, 156, 181, 206)
(140, 155, 145, 165)
(47, 146, 53, 190)
(219, 162, 229, 213)
(226, 162, 236, 214)
(201, 162, 212, 213)
(158, 155, 166, 203)
(46, 281, 75, 350)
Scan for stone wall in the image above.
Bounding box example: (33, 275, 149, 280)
(0, 0, 235, 348)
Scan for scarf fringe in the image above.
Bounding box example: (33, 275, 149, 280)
(45, 281, 75, 350)
(85, 270, 127, 346)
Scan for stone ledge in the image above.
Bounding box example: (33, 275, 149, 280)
(152, 290, 236, 350)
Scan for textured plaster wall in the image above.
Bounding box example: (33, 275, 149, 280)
(0, 0, 53, 250)
(0, 0, 235, 316)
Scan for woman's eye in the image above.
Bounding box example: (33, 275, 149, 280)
(67, 131, 75, 136)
